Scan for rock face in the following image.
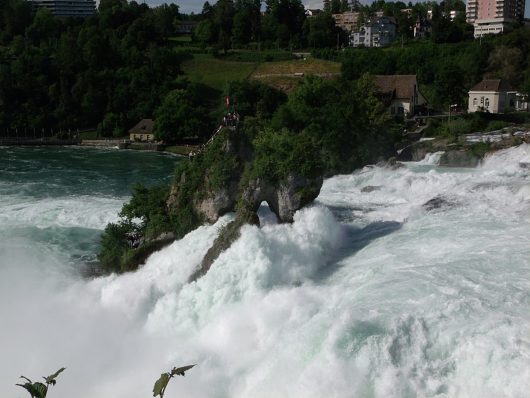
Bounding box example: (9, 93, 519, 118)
(189, 207, 259, 282)
(422, 196, 455, 211)
(167, 129, 324, 279)
(439, 150, 480, 167)
(241, 174, 323, 223)
(193, 184, 238, 223)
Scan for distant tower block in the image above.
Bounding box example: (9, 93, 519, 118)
(29, 0, 96, 18)
(467, 0, 526, 37)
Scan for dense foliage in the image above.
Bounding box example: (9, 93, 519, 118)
(0, 0, 184, 134)
(154, 79, 212, 142)
(249, 127, 323, 182)
(270, 74, 396, 173)
(227, 79, 287, 119)
(194, 0, 343, 50)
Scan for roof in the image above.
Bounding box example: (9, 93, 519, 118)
(366, 16, 396, 26)
(129, 119, 154, 135)
(469, 79, 513, 92)
(374, 75, 418, 99)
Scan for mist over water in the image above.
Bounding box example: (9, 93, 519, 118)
(1, 146, 529, 397)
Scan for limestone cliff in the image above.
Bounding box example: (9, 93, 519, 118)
(165, 127, 323, 279)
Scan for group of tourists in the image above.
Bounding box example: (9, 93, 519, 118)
(188, 111, 240, 160)
(223, 112, 240, 127)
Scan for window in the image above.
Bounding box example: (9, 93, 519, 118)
(480, 96, 484, 105)
(485, 98, 489, 107)
(473, 98, 477, 106)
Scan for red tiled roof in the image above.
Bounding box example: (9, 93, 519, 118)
(374, 75, 418, 99)
(469, 79, 513, 92)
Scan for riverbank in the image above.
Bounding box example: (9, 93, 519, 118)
(0, 138, 80, 146)
(80, 139, 198, 155)
(399, 125, 530, 167)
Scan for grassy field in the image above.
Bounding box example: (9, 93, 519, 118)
(181, 54, 258, 92)
(250, 57, 341, 92)
(182, 54, 341, 94)
(252, 57, 341, 76)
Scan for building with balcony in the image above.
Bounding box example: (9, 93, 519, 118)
(332, 11, 360, 32)
(466, 0, 526, 37)
(30, 0, 96, 17)
(350, 16, 396, 47)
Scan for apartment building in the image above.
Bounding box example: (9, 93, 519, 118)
(466, 0, 526, 37)
(30, 0, 96, 17)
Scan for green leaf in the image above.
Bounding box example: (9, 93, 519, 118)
(32, 382, 48, 398)
(171, 364, 196, 377)
(44, 367, 66, 385)
(16, 381, 48, 398)
(152, 373, 170, 397)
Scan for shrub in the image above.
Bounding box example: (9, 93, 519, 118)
(250, 128, 323, 184)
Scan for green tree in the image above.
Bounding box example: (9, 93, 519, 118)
(232, 0, 261, 46)
(214, 0, 235, 52)
(154, 89, 208, 143)
(194, 19, 216, 47)
(25, 8, 61, 46)
(232, 8, 252, 45)
(435, 63, 466, 107)
(153, 3, 179, 37)
(305, 13, 337, 48)
(227, 80, 287, 119)
(487, 45, 524, 87)
(330, 0, 341, 13)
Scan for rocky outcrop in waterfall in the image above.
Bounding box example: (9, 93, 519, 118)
(165, 127, 323, 279)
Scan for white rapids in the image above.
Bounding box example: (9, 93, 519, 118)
(1, 145, 529, 398)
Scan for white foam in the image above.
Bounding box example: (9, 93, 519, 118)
(415, 151, 445, 165)
(0, 195, 124, 229)
(1, 145, 529, 397)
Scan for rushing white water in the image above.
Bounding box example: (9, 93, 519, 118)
(1, 146, 529, 397)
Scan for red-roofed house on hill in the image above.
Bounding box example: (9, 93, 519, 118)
(374, 75, 428, 117)
(467, 79, 518, 113)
